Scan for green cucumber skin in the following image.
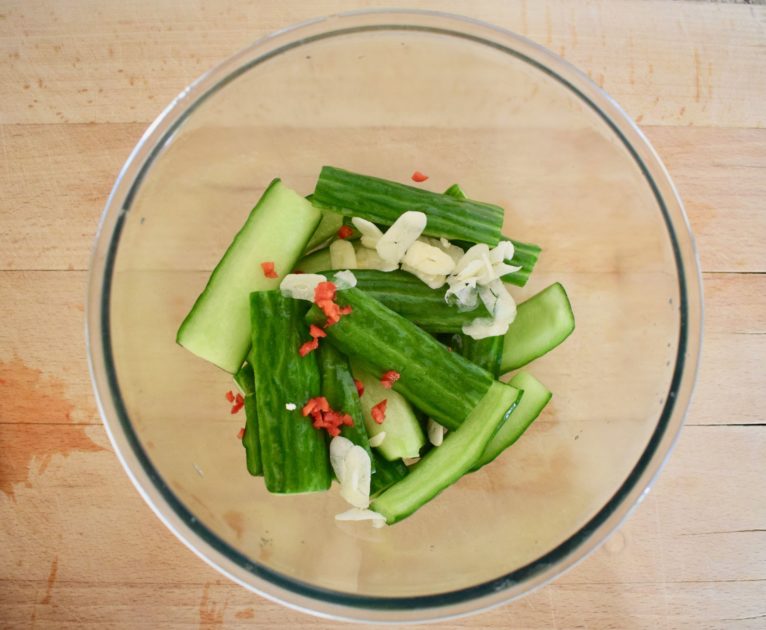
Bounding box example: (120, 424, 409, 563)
(443, 183, 467, 200)
(371, 382, 522, 524)
(502, 240, 542, 288)
(242, 393, 263, 476)
(370, 452, 409, 497)
(449, 333, 504, 378)
(313, 166, 504, 246)
(250, 291, 331, 494)
(307, 288, 495, 431)
(233, 361, 255, 396)
(474, 372, 552, 470)
(317, 269, 490, 333)
(500, 282, 575, 374)
(317, 343, 374, 468)
(351, 361, 426, 461)
(177, 179, 321, 373)
(234, 358, 263, 476)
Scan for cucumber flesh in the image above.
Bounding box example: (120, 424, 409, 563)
(500, 282, 575, 374)
(371, 382, 521, 524)
(294, 247, 331, 274)
(250, 291, 331, 494)
(351, 360, 425, 461)
(177, 179, 321, 373)
(474, 371, 551, 470)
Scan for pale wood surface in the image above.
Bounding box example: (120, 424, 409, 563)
(1, 1, 765, 628)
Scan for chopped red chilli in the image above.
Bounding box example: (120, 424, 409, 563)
(309, 324, 327, 338)
(299, 338, 319, 357)
(337, 225, 354, 239)
(301, 396, 353, 437)
(225, 390, 235, 403)
(237, 427, 245, 440)
(380, 370, 400, 389)
(411, 171, 429, 183)
(313, 280, 353, 327)
(371, 399, 388, 424)
(354, 379, 364, 398)
(261, 261, 278, 279)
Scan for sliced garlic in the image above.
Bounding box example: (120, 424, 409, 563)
(420, 236, 465, 266)
(329, 436, 355, 483)
(335, 507, 386, 528)
(489, 240, 515, 264)
(462, 280, 517, 340)
(427, 419, 446, 447)
(355, 245, 399, 272)
(402, 241, 456, 276)
(376, 211, 427, 263)
(280, 273, 327, 301)
(351, 217, 384, 249)
(368, 432, 386, 448)
(329, 436, 371, 509)
(330, 239, 357, 270)
(401, 263, 447, 290)
(333, 270, 357, 290)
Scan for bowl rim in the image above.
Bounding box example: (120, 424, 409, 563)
(86, 8, 704, 623)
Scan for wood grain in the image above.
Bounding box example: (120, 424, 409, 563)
(1, 0, 764, 127)
(1, 1, 765, 628)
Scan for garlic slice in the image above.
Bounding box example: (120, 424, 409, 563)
(368, 432, 386, 447)
(355, 245, 399, 272)
(333, 270, 357, 290)
(376, 211, 427, 263)
(329, 436, 371, 509)
(329, 239, 357, 270)
(400, 263, 447, 290)
(335, 507, 386, 528)
(351, 217, 384, 249)
(279, 273, 327, 301)
(427, 419, 446, 447)
(402, 241, 456, 276)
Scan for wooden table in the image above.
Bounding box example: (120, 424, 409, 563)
(1, 1, 764, 627)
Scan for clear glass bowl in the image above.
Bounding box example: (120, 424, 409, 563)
(87, 10, 702, 623)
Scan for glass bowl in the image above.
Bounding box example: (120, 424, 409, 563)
(86, 9, 702, 623)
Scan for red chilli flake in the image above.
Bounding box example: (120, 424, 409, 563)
(380, 370, 400, 389)
(354, 379, 364, 398)
(309, 324, 327, 339)
(301, 396, 351, 437)
(371, 399, 388, 424)
(225, 390, 235, 403)
(237, 427, 245, 440)
(337, 225, 354, 239)
(411, 171, 429, 183)
(299, 338, 319, 357)
(261, 261, 278, 279)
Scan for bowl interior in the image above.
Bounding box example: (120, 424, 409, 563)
(101, 15, 685, 610)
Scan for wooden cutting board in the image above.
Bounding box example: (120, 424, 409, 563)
(1, 1, 764, 627)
